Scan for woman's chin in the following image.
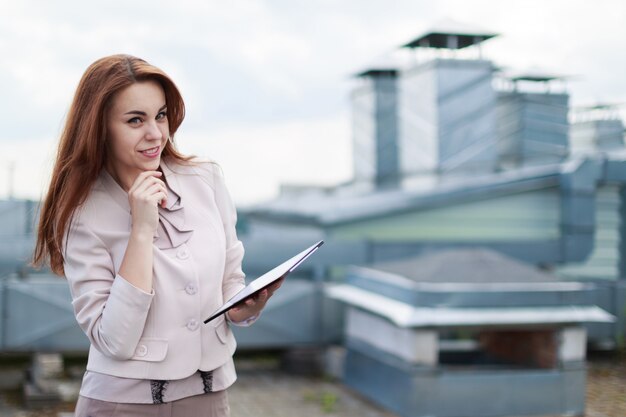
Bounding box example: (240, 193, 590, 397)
(142, 159, 161, 171)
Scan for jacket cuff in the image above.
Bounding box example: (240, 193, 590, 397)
(227, 311, 260, 327)
(101, 274, 154, 334)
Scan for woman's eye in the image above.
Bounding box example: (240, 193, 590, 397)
(156, 111, 167, 120)
(127, 117, 142, 125)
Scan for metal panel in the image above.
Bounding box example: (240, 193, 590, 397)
(1, 277, 88, 351)
(351, 79, 377, 183)
(374, 76, 399, 186)
(399, 58, 497, 177)
(343, 346, 586, 417)
(437, 60, 497, 174)
(0, 200, 37, 237)
(327, 285, 614, 328)
(398, 59, 439, 176)
(351, 73, 400, 187)
(570, 119, 625, 155)
(344, 271, 608, 309)
(0, 200, 39, 274)
(496, 92, 569, 169)
(368, 240, 565, 264)
(558, 185, 621, 280)
(331, 188, 560, 241)
(346, 307, 438, 365)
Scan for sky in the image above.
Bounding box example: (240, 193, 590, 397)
(0, 0, 625, 206)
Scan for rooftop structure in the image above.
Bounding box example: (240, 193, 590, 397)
(329, 250, 613, 417)
(402, 18, 498, 50)
(570, 103, 626, 155)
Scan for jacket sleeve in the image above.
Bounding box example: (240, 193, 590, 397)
(64, 217, 154, 360)
(212, 169, 262, 327)
(211, 166, 247, 303)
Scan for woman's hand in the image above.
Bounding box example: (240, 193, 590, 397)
(227, 278, 284, 323)
(117, 171, 167, 293)
(127, 171, 168, 236)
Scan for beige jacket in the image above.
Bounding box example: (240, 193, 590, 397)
(63, 159, 246, 381)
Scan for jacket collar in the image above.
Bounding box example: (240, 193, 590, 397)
(99, 159, 194, 248)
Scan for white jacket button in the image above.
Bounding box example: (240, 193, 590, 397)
(177, 248, 190, 260)
(135, 344, 148, 357)
(185, 283, 197, 295)
(186, 319, 199, 331)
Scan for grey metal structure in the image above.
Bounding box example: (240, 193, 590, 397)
(241, 19, 626, 417)
(351, 69, 399, 188)
(570, 104, 625, 155)
(399, 21, 498, 180)
(401, 18, 498, 52)
(0, 275, 87, 352)
(399, 57, 498, 179)
(496, 72, 570, 169)
(0, 199, 37, 276)
(328, 251, 614, 417)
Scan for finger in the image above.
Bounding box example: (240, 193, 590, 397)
(256, 289, 269, 303)
(138, 170, 162, 179)
(134, 183, 167, 205)
(130, 170, 162, 186)
(132, 176, 166, 196)
(139, 190, 167, 209)
(152, 191, 167, 207)
(144, 182, 168, 198)
(129, 171, 164, 194)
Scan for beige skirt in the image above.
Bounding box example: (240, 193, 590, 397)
(73, 390, 229, 417)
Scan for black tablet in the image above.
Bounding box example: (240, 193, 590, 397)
(204, 240, 324, 323)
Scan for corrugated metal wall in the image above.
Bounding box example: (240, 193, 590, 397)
(570, 119, 625, 155)
(436, 60, 497, 174)
(331, 188, 560, 241)
(351, 74, 399, 186)
(557, 185, 621, 280)
(0, 199, 37, 274)
(496, 91, 569, 168)
(351, 79, 377, 183)
(398, 58, 497, 178)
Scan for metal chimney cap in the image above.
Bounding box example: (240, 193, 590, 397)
(505, 66, 569, 82)
(354, 68, 398, 78)
(403, 18, 498, 49)
(352, 50, 403, 78)
(572, 102, 625, 111)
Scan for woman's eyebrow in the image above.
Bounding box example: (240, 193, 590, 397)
(124, 110, 147, 116)
(123, 104, 167, 116)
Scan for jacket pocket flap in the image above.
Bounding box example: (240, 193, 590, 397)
(213, 316, 231, 345)
(131, 338, 168, 362)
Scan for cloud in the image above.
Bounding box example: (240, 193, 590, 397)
(0, 0, 625, 202)
(178, 113, 352, 206)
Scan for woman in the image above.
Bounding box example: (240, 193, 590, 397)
(33, 54, 278, 416)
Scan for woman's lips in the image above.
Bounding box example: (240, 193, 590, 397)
(140, 146, 160, 158)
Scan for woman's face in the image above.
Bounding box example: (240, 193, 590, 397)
(106, 80, 169, 191)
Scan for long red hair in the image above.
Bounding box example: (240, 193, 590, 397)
(33, 54, 192, 275)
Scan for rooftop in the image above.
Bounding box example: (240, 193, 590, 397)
(402, 18, 498, 49)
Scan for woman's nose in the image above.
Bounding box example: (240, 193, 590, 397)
(145, 121, 163, 140)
